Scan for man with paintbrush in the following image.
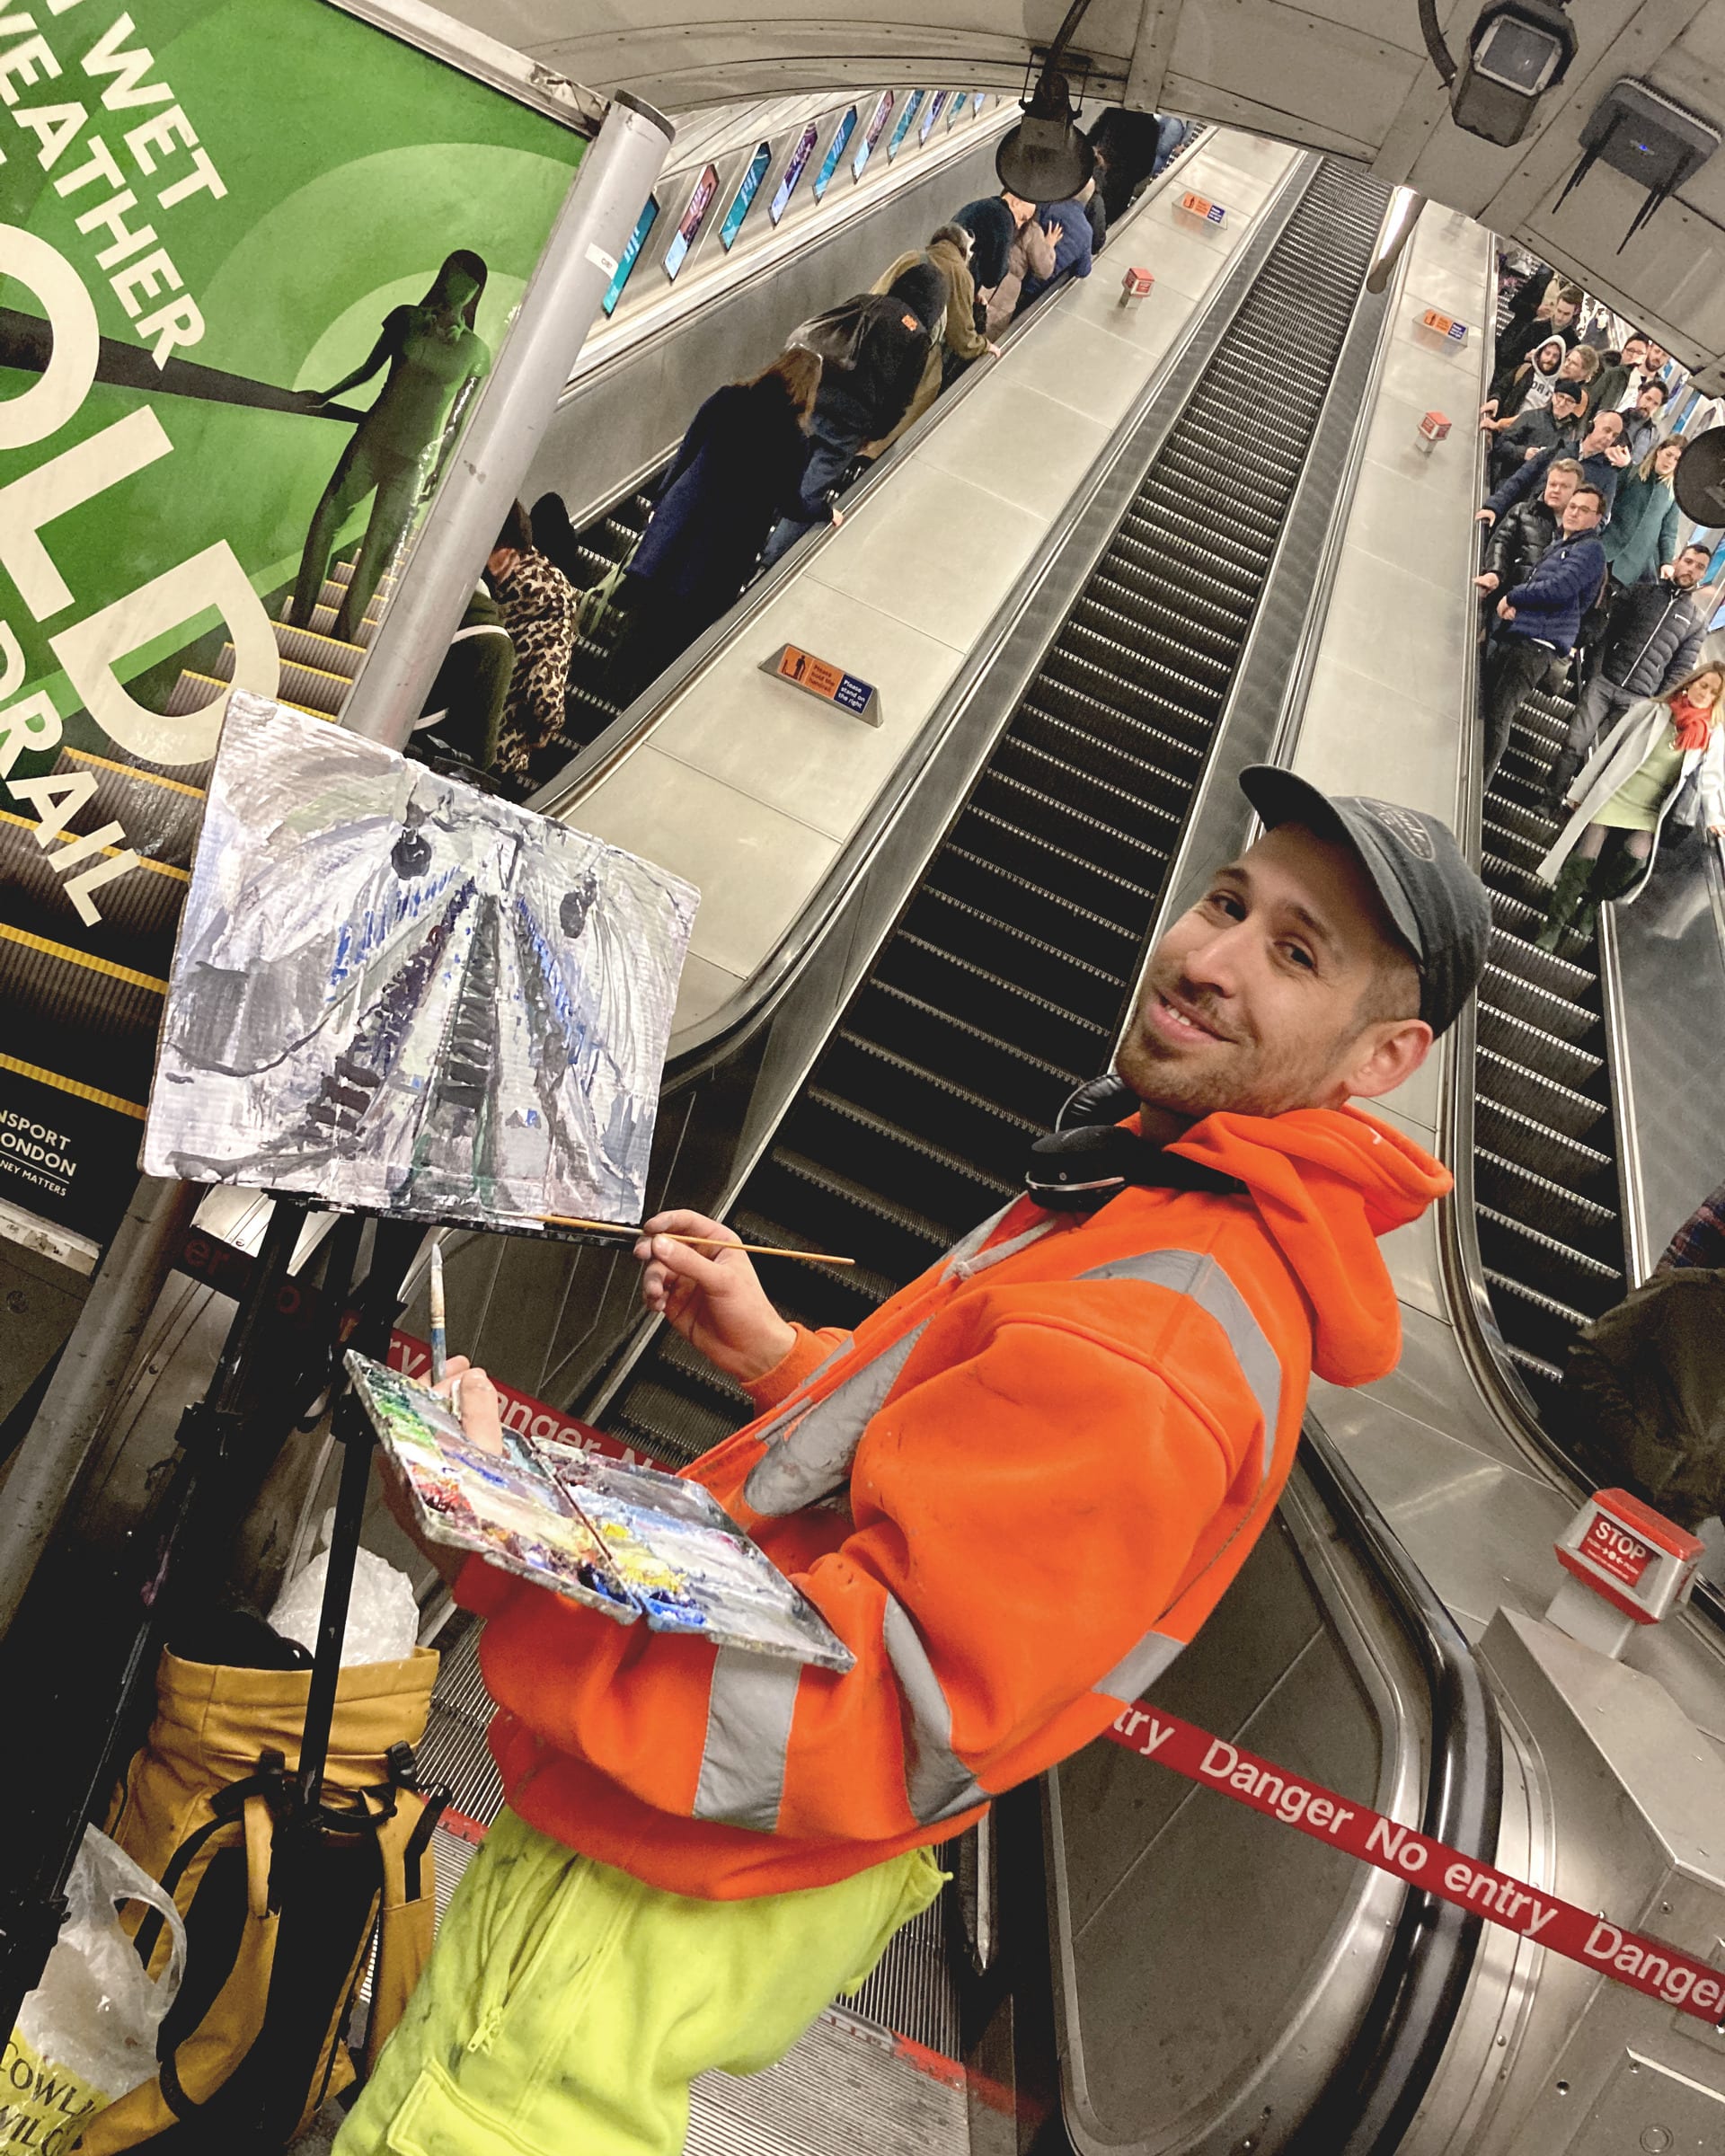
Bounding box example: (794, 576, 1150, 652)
(341, 769, 1489, 2156)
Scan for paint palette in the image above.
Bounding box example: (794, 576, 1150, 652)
(346, 1354, 854, 1669)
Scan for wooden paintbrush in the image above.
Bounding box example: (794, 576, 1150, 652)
(540, 1215, 855, 1267)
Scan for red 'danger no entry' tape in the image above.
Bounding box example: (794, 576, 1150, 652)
(1105, 1704, 1725, 2026)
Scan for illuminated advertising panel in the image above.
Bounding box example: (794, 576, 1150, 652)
(603, 194, 659, 315)
(813, 107, 858, 200)
(887, 90, 924, 159)
(663, 163, 720, 278)
(851, 92, 894, 181)
(770, 122, 820, 223)
(919, 90, 948, 144)
(720, 142, 772, 249)
(0, 0, 590, 1251)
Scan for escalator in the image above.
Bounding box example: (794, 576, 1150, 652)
(597, 156, 1392, 1469)
(534, 482, 657, 750)
(1473, 688, 1627, 1418)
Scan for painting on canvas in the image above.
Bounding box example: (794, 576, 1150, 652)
(141, 694, 697, 1228)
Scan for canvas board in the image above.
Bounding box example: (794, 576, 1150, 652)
(142, 694, 697, 1228)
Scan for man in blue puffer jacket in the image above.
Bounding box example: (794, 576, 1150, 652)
(1481, 482, 1606, 781)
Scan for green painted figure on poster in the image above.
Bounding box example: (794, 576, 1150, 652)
(289, 251, 492, 643)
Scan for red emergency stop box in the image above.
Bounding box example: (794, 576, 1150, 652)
(1549, 1487, 1704, 1657)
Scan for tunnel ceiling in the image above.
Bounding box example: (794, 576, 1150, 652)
(449, 0, 1725, 391)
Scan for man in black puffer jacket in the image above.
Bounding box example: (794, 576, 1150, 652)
(1540, 543, 1712, 813)
(1474, 455, 1579, 605)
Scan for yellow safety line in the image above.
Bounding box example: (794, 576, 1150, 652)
(0, 920, 167, 994)
(64, 747, 206, 800)
(0, 1050, 146, 1118)
(0, 810, 189, 879)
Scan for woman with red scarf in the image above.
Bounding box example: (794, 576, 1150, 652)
(1535, 663, 1725, 949)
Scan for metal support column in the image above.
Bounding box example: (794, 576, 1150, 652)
(341, 90, 675, 749)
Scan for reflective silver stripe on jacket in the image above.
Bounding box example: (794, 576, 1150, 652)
(741, 1209, 1063, 1516)
(1079, 1247, 1287, 1710)
(883, 1594, 987, 1825)
(692, 1648, 801, 1832)
(744, 1332, 857, 1452)
(1075, 1248, 1282, 1473)
(1092, 1628, 1185, 1706)
(742, 1319, 932, 1515)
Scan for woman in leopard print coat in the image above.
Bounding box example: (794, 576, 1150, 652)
(489, 503, 579, 790)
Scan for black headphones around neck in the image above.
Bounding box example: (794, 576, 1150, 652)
(1024, 1076, 1244, 1211)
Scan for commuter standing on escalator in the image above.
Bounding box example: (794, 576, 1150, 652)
(864, 225, 995, 450)
(984, 206, 1058, 336)
(1016, 193, 1094, 310)
(605, 348, 823, 708)
(1539, 543, 1712, 814)
(1479, 482, 1608, 781)
(1534, 662, 1725, 949)
(756, 266, 940, 567)
(340, 771, 1490, 2156)
(1474, 456, 1579, 608)
(951, 190, 1039, 321)
(486, 502, 580, 795)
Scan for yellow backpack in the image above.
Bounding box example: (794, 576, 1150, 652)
(85, 1645, 442, 2152)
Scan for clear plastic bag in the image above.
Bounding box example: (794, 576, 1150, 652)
(5, 1826, 186, 2151)
(269, 1508, 420, 1666)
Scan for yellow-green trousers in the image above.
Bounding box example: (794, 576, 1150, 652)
(334, 1809, 944, 2156)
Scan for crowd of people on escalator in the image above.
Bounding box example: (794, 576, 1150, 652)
(406, 107, 1199, 801)
(1473, 257, 1725, 954)
(1474, 260, 1725, 1556)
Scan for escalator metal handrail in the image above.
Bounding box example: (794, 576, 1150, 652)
(1295, 1416, 1505, 2156)
(527, 128, 1215, 823)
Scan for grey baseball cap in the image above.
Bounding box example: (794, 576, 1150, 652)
(1238, 767, 1491, 1038)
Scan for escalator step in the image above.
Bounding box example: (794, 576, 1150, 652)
(1074, 592, 1236, 680)
(1039, 649, 1216, 746)
(848, 980, 1084, 1123)
(995, 727, 1190, 826)
(1482, 1266, 1594, 1367)
(1474, 1147, 1620, 1260)
(878, 936, 1111, 1076)
(730, 1207, 898, 1323)
(1482, 849, 1546, 910)
(932, 850, 1144, 976)
(793, 1088, 1017, 1218)
(903, 890, 1127, 1021)
(1474, 1047, 1610, 1143)
(749, 1149, 956, 1285)
(1091, 552, 1251, 629)
(970, 776, 1172, 884)
(1023, 680, 1208, 771)
(1058, 623, 1225, 720)
(957, 799, 1164, 915)
(1477, 1206, 1622, 1314)
(1086, 567, 1244, 645)
(819, 1035, 1043, 1186)
(1477, 961, 1597, 1046)
(1475, 1095, 1614, 1201)
(1110, 527, 1259, 609)
(607, 1374, 748, 1469)
(1486, 927, 1596, 1003)
(1475, 1005, 1601, 1093)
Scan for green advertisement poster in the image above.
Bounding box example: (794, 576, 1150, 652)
(0, 0, 588, 1253)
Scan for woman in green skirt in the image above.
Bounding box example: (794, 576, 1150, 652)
(1535, 662, 1725, 950)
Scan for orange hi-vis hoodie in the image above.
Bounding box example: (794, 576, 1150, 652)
(457, 1104, 1450, 1899)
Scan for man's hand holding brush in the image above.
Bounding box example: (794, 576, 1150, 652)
(634, 1210, 797, 1383)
